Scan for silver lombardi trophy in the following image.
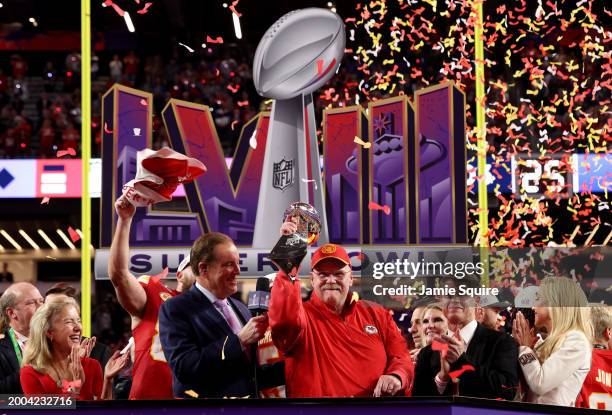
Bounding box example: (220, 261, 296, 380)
(251, 8, 345, 248)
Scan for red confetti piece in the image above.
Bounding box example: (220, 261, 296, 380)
(227, 84, 240, 93)
(57, 148, 77, 158)
(67, 226, 80, 243)
(237, 100, 249, 107)
(140, 99, 148, 106)
(102, 0, 125, 17)
(449, 364, 475, 380)
(136, 2, 152, 14)
(104, 123, 113, 134)
(317, 59, 324, 75)
(229, 4, 242, 17)
(41, 197, 50, 205)
(206, 36, 224, 44)
(431, 340, 449, 359)
(368, 201, 390, 215)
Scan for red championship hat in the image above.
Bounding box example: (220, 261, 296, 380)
(311, 244, 351, 269)
(121, 147, 206, 207)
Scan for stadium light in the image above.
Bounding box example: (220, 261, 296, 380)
(18, 230, 40, 250)
(0, 230, 22, 251)
(38, 229, 58, 250)
(232, 12, 242, 40)
(56, 229, 76, 249)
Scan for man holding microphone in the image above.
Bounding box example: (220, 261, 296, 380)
(268, 219, 413, 398)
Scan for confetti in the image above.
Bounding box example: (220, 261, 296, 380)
(123, 11, 135, 32)
(431, 340, 448, 359)
(231, 120, 238, 131)
(67, 226, 80, 243)
(41, 197, 50, 205)
(221, 336, 228, 360)
(178, 42, 194, 53)
(237, 100, 249, 107)
(368, 201, 390, 215)
(57, 148, 77, 158)
(227, 84, 240, 93)
(341, 0, 609, 246)
(301, 178, 318, 190)
(185, 390, 199, 398)
(206, 36, 224, 44)
(449, 364, 475, 380)
(133, 128, 141, 136)
(317, 59, 324, 75)
(136, 2, 152, 14)
(120, 337, 134, 355)
(45, 255, 57, 260)
(102, 0, 125, 17)
(249, 130, 257, 150)
(140, 99, 148, 106)
(104, 123, 113, 134)
(229, 0, 242, 17)
(354, 136, 371, 149)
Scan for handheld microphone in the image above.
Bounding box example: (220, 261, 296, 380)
(248, 277, 272, 396)
(248, 277, 271, 316)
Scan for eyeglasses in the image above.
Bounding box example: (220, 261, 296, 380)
(312, 269, 350, 280)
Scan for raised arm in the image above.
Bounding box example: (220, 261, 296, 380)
(268, 220, 308, 352)
(108, 198, 147, 319)
(268, 270, 307, 352)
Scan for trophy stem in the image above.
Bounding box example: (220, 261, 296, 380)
(253, 96, 308, 248)
(303, 93, 329, 245)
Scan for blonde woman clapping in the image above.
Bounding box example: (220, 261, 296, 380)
(513, 277, 592, 406)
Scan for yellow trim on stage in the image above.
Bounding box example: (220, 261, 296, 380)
(81, 0, 92, 337)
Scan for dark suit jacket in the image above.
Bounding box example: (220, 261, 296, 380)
(0, 329, 22, 393)
(413, 323, 518, 400)
(159, 286, 283, 398)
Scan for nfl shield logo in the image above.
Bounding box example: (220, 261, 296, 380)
(273, 158, 294, 191)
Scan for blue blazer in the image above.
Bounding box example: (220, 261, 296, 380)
(159, 285, 256, 398)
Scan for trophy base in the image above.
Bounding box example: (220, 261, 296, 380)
(269, 234, 308, 276)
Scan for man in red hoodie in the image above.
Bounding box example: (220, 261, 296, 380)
(268, 222, 413, 398)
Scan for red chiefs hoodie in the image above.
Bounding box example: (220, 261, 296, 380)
(268, 271, 413, 397)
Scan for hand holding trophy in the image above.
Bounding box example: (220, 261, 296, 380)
(269, 202, 321, 277)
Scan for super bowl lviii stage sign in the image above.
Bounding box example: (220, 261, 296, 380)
(93, 9, 466, 279)
(94, 79, 466, 279)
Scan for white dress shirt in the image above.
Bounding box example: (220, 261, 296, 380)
(13, 328, 28, 352)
